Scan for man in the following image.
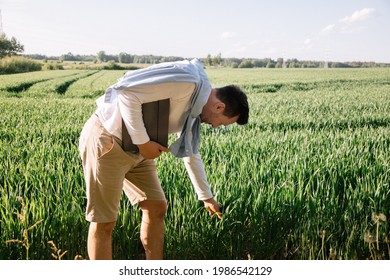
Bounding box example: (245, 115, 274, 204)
(78, 59, 249, 260)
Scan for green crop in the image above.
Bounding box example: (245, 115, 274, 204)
(0, 68, 389, 260)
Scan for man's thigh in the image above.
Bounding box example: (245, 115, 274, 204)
(123, 158, 166, 206)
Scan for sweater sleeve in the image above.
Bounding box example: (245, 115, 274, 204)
(182, 153, 213, 200)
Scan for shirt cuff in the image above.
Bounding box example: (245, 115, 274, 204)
(129, 131, 150, 145)
(197, 190, 214, 201)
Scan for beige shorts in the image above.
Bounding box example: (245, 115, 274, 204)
(78, 114, 166, 223)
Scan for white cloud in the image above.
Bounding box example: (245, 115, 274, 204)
(321, 24, 336, 33)
(221, 31, 236, 39)
(303, 38, 314, 50)
(340, 25, 368, 34)
(340, 8, 376, 24)
(319, 8, 376, 36)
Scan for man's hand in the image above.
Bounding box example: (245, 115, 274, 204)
(137, 141, 170, 159)
(203, 197, 222, 219)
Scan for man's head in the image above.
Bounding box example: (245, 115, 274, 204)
(200, 85, 249, 128)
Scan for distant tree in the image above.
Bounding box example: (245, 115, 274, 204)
(266, 61, 275, 68)
(118, 52, 133, 63)
(252, 59, 266, 68)
(231, 62, 239, 68)
(97, 51, 106, 63)
(0, 34, 24, 58)
(330, 62, 351, 68)
(276, 57, 284, 68)
(238, 59, 253, 68)
(25, 54, 51, 60)
(213, 53, 222, 66)
(223, 57, 241, 67)
(287, 58, 299, 68)
(205, 54, 213, 66)
(60, 52, 80, 61)
(105, 53, 119, 62)
(79, 55, 96, 62)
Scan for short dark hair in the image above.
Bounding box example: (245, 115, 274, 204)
(215, 85, 249, 125)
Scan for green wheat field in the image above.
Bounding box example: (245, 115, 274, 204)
(0, 67, 389, 260)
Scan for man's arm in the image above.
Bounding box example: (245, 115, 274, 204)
(117, 89, 150, 145)
(183, 153, 222, 219)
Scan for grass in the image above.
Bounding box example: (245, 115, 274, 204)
(0, 67, 389, 259)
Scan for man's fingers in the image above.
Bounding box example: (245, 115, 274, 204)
(205, 206, 223, 219)
(159, 145, 171, 153)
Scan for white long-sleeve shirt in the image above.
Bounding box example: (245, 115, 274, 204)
(95, 81, 213, 200)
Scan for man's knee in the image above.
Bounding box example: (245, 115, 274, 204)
(139, 200, 167, 220)
(89, 221, 116, 236)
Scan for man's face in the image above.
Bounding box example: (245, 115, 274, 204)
(201, 112, 238, 128)
(200, 101, 239, 128)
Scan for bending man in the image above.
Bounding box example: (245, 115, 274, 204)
(78, 59, 249, 259)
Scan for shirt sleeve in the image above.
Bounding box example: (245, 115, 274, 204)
(117, 89, 150, 144)
(182, 153, 213, 200)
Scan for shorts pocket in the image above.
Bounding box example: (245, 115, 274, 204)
(97, 136, 116, 160)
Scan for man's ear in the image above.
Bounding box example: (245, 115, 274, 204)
(214, 102, 225, 112)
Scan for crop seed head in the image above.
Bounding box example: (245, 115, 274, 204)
(364, 231, 374, 243)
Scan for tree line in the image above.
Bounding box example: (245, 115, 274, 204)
(25, 51, 185, 65)
(204, 53, 390, 68)
(25, 51, 390, 68)
(2, 34, 389, 69)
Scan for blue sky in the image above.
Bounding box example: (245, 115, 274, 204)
(1, 0, 390, 62)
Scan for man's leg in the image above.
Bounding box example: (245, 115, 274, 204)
(87, 221, 116, 260)
(138, 200, 167, 260)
